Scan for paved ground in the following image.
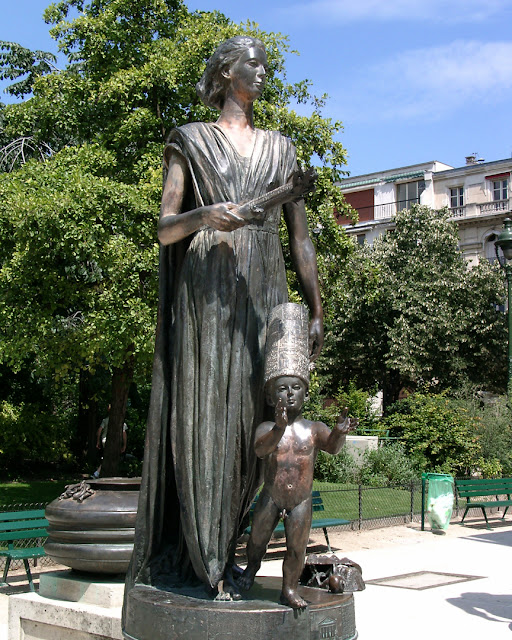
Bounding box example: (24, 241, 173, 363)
(261, 516, 512, 639)
(2, 515, 512, 639)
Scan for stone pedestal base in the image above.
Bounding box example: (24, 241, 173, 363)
(123, 577, 357, 640)
(8, 572, 124, 640)
(39, 570, 125, 608)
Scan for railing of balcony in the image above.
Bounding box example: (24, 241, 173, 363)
(338, 198, 421, 223)
(374, 198, 419, 220)
(449, 206, 466, 218)
(374, 202, 395, 220)
(343, 198, 511, 224)
(479, 199, 510, 214)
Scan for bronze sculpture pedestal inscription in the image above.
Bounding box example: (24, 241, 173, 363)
(124, 578, 357, 640)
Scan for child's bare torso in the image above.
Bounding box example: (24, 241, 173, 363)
(262, 418, 317, 511)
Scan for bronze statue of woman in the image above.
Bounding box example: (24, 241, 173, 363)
(124, 35, 323, 604)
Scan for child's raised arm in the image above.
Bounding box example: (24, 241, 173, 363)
(315, 408, 357, 455)
(254, 398, 288, 458)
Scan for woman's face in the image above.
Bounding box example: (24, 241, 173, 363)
(224, 46, 267, 103)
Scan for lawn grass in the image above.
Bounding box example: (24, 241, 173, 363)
(0, 479, 427, 523)
(313, 480, 423, 522)
(0, 480, 67, 508)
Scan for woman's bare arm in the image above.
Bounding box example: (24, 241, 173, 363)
(158, 148, 248, 246)
(283, 199, 324, 360)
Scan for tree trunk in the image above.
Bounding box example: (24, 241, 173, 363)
(77, 370, 99, 466)
(382, 370, 402, 414)
(102, 354, 135, 477)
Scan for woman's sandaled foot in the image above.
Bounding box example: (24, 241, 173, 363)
(214, 571, 242, 602)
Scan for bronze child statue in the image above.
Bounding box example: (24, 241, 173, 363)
(237, 303, 356, 609)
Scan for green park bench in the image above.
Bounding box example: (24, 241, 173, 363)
(0, 509, 48, 591)
(455, 477, 512, 529)
(245, 490, 350, 553)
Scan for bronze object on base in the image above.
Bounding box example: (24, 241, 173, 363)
(45, 477, 140, 574)
(123, 576, 357, 640)
(301, 555, 366, 594)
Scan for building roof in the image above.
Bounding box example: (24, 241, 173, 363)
(340, 170, 426, 190)
(434, 157, 512, 179)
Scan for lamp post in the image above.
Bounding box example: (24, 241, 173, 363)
(494, 218, 512, 399)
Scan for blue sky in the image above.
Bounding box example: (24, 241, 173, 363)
(3, 0, 512, 176)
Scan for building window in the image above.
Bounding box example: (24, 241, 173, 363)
(450, 187, 464, 208)
(493, 179, 508, 201)
(356, 234, 366, 245)
(397, 181, 424, 210)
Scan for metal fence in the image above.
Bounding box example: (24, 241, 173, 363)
(311, 480, 483, 531)
(1, 485, 507, 572)
(313, 482, 422, 531)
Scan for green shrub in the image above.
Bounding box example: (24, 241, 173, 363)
(357, 442, 419, 487)
(474, 456, 503, 478)
(337, 380, 383, 434)
(466, 396, 512, 475)
(441, 390, 512, 476)
(384, 392, 481, 475)
(304, 375, 381, 433)
(315, 448, 357, 484)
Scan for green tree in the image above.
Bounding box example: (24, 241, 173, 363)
(322, 205, 507, 407)
(0, 144, 159, 473)
(0, 0, 352, 474)
(0, 41, 58, 98)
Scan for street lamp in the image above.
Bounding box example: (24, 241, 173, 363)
(494, 217, 512, 399)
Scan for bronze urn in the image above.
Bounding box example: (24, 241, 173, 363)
(45, 477, 140, 574)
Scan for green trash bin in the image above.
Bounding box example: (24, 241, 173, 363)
(421, 473, 454, 531)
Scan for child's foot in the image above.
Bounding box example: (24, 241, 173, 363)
(280, 587, 308, 609)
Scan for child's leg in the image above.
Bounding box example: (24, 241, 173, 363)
(280, 496, 312, 609)
(238, 492, 280, 590)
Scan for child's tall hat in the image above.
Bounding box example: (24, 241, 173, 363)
(264, 303, 310, 386)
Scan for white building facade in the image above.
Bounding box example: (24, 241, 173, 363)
(337, 156, 512, 264)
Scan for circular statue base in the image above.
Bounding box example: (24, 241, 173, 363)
(123, 576, 357, 640)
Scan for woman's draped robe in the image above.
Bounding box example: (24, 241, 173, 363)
(124, 122, 297, 597)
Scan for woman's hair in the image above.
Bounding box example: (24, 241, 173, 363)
(196, 35, 266, 111)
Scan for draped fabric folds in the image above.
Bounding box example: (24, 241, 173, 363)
(123, 123, 297, 604)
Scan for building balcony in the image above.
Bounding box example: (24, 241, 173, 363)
(479, 199, 510, 214)
(448, 199, 510, 220)
(449, 206, 466, 217)
(374, 202, 396, 220)
(374, 198, 420, 220)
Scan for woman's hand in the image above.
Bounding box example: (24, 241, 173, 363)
(203, 202, 248, 232)
(308, 315, 324, 362)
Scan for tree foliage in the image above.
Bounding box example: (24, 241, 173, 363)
(320, 205, 507, 406)
(0, 41, 58, 98)
(0, 0, 352, 473)
(0, 145, 159, 378)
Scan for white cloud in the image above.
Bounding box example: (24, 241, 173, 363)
(338, 40, 512, 122)
(284, 0, 511, 23)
